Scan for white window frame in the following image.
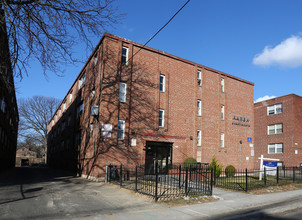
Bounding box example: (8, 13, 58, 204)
(63, 100, 66, 111)
(268, 123, 283, 135)
(221, 77, 225, 92)
(160, 75, 165, 92)
(197, 100, 202, 116)
(94, 54, 98, 65)
(221, 105, 225, 120)
(119, 82, 127, 102)
(90, 123, 94, 137)
(69, 91, 73, 103)
(159, 109, 165, 127)
(121, 46, 129, 65)
(78, 73, 86, 89)
(268, 143, 283, 154)
(117, 120, 125, 140)
(197, 130, 202, 146)
(221, 132, 225, 148)
(77, 102, 84, 118)
(197, 70, 202, 86)
(267, 103, 283, 115)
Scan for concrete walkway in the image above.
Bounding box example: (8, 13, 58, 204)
(86, 186, 302, 219)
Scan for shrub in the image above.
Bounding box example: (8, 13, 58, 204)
(183, 157, 197, 170)
(225, 165, 236, 177)
(208, 156, 223, 178)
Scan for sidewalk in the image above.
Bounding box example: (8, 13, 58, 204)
(85, 186, 302, 219)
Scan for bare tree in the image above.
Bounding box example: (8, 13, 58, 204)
(18, 95, 60, 161)
(0, 0, 122, 79)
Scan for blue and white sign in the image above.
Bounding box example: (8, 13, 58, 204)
(263, 161, 277, 176)
(247, 137, 252, 143)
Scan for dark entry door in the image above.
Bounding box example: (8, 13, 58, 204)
(145, 141, 172, 174)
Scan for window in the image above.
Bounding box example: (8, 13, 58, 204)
(90, 123, 94, 137)
(221, 132, 225, 148)
(221, 78, 225, 92)
(159, 109, 165, 127)
(117, 120, 125, 140)
(221, 105, 225, 120)
(197, 130, 202, 146)
(94, 54, 98, 65)
(268, 124, 283, 135)
(197, 100, 202, 116)
(77, 102, 84, 118)
(91, 90, 95, 99)
(52, 120, 54, 126)
(267, 103, 282, 115)
(121, 46, 129, 65)
(62, 121, 65, 131)
(268, 143, 283, 154)
(63, 100, 67, 111)
(59, 109, 61, 117)
(160, 75, 165, 92)
(78, 73, 86, 89)
(68, 114, 71, 126)
(197, 70, 202, 86)
(119, 82, 127, 102)
(69, 91, 73, 103)
(0, 99, 5, 112)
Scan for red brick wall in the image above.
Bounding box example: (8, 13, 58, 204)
(48, 33, 255, 178)
(254, 94, 302, 168)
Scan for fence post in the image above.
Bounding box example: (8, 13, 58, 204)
(178, 165, 181, 189)
(135, 166, 138, 192)
(213, 166, 216, 186)
(293, 167, 296, 182)
(108, 165, 111, 183)
(210, 168, 213, 195)
(277, 166, 279, 184)
(245, 168, 248, 192)
(264, 167, 267, 185)
(185, 167, 188, 196)
(155, 162, 158, 202)
(120, 164, 123, 187)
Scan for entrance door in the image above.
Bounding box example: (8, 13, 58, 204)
(145, 141, 172, 174)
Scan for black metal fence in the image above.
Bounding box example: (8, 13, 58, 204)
(106, 164, 213, 201)
(214, 166, 302, 192)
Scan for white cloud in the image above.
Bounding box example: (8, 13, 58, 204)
(255, 95, 276, 103)
(253, 35, 302, 68)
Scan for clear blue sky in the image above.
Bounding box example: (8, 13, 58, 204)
(15, 0, 302, 103)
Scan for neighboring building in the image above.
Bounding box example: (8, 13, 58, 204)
(0, 9, 19, 171)
(15, 147, 43, 167)
(47, 33, 254, 179)
(254, 94, 302, 168)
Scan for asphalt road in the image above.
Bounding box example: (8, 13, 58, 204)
(0, 167, 161, 220)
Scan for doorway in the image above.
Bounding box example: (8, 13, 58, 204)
(145, 141, 172, 174)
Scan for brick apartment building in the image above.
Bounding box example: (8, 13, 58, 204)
(0, 9, 19, 171)
(254, 94, 302, 168)
(47, 33, 254, 179)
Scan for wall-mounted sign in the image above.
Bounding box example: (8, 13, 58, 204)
(232, 115, 251, 127)
(247, 137, 252, 143)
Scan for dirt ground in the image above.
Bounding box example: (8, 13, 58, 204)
(249, 183, 302, 194)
